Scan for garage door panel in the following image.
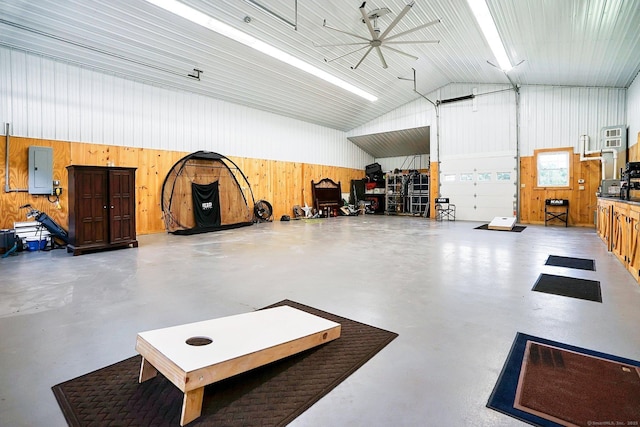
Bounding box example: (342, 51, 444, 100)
(439, 154, 516, 221)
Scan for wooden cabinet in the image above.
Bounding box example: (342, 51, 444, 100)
(596, 198, 613, 250)
(597, 197, 640, 284)
(66, 166, 138, 255)
(628, 206, 640, 279)
(612, 203, 629, 265)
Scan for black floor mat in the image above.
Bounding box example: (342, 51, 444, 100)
(532, 273, 602, 302)
(474, 224, 526, 232)
(545, 255, 595, 271)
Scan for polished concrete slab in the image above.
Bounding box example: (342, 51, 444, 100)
(1, 216, 639, 426)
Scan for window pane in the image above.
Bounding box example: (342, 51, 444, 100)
(497, 172, 511, 181)
(444, 174, 456, 182)
(537, 151, 569, 187)
(460, 173, 474, 181)
(477, 172, 491, 181)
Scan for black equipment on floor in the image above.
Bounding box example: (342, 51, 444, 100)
(20, 204, 70, 245)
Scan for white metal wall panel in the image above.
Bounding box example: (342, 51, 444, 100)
(348, 97, 437, 137)
(438, 84, 516, 158)
(0, 46, 371, 168)
(628, 74, 640, 148)
(519, 86, 627, 156)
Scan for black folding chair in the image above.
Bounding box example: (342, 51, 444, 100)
(544, 199, 568, 227)
(435, 197, 456, 221)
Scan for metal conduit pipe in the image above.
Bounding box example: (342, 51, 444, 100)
(579, 134, 620, 181)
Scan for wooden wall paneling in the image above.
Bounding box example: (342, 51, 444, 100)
(0, 137, 70, 230)
(139, 148, 188, 234)
(429, 162, 438, 219)
(2, 136, 367, 233)
(629, 133, 640, 162)
(239, 158, 271, 212)
(271, 160, 296, 218)
(519, 153, 601, 226)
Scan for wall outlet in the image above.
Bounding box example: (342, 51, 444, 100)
(579, 185, 585, 190)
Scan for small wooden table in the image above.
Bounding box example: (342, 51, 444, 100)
(135, 306, 341, 426)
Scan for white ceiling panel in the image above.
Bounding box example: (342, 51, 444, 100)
(1, 0, 639, 132)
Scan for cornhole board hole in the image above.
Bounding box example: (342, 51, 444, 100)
(136, 305, 341, 426)
(488, 216, 517, 231)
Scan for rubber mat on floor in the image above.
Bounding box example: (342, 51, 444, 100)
(474, 224, 527, 232)
(532, 273, 601, 302)
(488, 332, 640, 426)
(545, 255, 595, 271)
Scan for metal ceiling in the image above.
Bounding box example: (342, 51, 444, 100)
(348, 126, 430, 158)
(1, 0, 640, 134)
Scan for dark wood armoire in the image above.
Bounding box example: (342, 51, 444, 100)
(66, 165, 138, 255)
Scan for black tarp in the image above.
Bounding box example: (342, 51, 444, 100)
(191, 181, 221, 228)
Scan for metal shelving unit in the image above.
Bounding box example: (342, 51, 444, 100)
(385, 172, 429, 215)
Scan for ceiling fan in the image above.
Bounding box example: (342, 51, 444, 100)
(316, 1, 440, 70)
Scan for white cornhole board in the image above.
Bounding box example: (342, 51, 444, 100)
(488, 216, 517, 231)
(136, 305, 341, 425)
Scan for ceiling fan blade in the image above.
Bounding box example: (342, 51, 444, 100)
(352, 46, 374, 70)
(381, 45, 418, 60)
(375, 46, 388, 69)
(324, 45, 370, 63)
(323, 20, 370, 42)
(379, 1, 415, 40)
(384, 40, 440, 45)
(313, 41, 369, 48)
(359, 2, 378, 40)
(385, 19, 441, 42)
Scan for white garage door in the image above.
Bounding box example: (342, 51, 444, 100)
(439, 154, 517, 221)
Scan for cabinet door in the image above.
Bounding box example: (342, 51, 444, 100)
(628, 208, 640, 279)
(77, 169, 108, 246)
(612, 206, 629, 265)
(109, 169, 136, 243)
(597, 201, 612, 250)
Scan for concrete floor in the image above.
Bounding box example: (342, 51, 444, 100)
(1, 216, 639, 426)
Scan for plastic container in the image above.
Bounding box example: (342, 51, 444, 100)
(0, 229, 15, 254)
(26, 237, 39, 251)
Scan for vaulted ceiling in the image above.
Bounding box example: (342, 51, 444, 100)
(2, 0, 640, 133)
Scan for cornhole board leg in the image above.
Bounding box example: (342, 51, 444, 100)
(136, 306, 341, 426)
(488, 216, 516, 231)
(181, 387, 204, 426)
(138, 357, 157, 382)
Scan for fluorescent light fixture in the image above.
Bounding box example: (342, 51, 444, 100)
(466, 0, 512, 72)
(145, 0, 378, 102)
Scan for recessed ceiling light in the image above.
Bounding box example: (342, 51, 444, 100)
(144, 0, 378, 102)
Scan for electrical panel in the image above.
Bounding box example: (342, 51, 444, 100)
(28, 146, 53, 195)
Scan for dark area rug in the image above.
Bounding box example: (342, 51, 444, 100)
(52, 300, 398, 426)
(532, 273, 602, 302)
(487, 332, 640, 426)
(545, 255, 595, 271)
(474, 224, 526, 232)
